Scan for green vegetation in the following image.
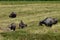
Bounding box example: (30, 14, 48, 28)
(0, 0, 60, 1)
(0, 1, 60, 40)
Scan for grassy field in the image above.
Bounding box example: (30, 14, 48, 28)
(0, 1, 60, 40)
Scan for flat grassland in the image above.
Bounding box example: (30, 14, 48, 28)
(0, 1, 60, 40)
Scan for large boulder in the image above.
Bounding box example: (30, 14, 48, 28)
(39, 17, 58, 27)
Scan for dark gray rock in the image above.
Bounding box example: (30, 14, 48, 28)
(9, 12, 16, 18)
(39, 17, 58, 27)
(19, 20, 27, 29)
(9, 23, 16, 31)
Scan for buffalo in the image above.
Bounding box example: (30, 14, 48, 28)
(39, 17, 58, 27)
(19, 20, 27, 29)
(9, 23, 16, 31)
(9, 12, 16, 18)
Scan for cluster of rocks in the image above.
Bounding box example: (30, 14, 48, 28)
(8, 12, 58, 31)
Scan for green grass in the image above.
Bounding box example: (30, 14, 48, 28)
(0, 1, 60, 5)
(0, 1, 60, 40)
